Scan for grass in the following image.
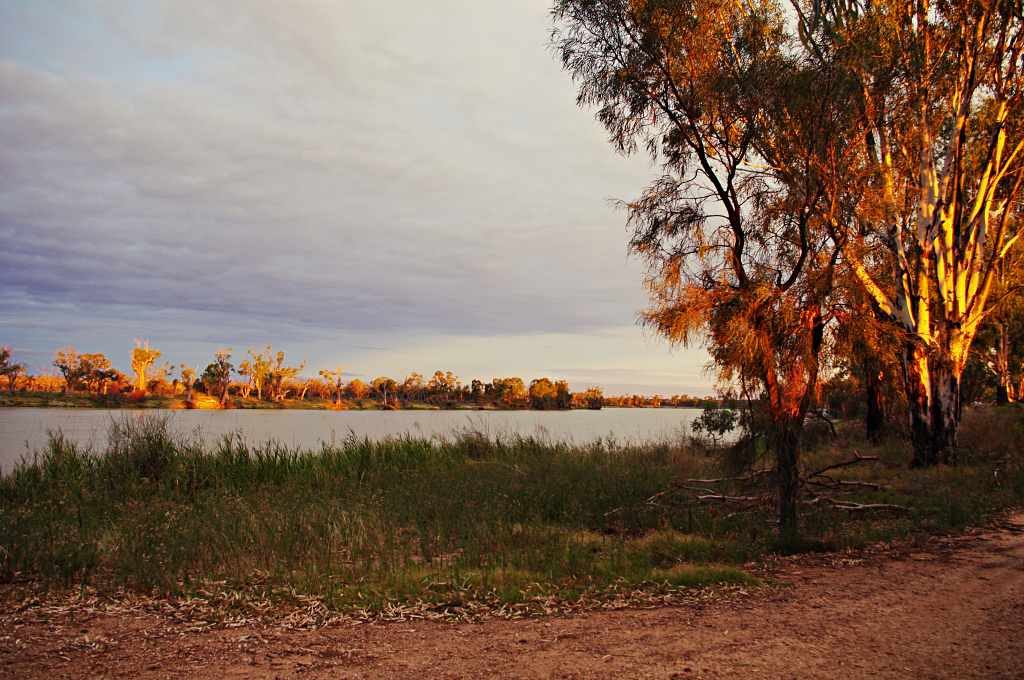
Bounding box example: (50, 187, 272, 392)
(0, 390, 177, 409)
(1, 407, 1022, 618)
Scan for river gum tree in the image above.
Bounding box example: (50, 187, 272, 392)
(130, 340, 161, 393)
(797, 0, 1024, 464)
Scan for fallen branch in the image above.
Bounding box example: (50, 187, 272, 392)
(805, 478, 887, 492)
(808, 452, 879, 479)
(685, 468, 774, 485)
(804, 496, 908, 513)
(695, 493, 767, 505)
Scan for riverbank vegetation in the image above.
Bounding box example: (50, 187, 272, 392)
(1, 409, 1021, 619)
(0, 344, 716, 411)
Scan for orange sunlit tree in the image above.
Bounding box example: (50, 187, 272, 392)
(554, 0, 864, 537)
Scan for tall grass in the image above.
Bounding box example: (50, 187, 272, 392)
(1, 408, 1021, 614)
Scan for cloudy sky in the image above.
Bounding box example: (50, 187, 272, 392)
(0, 1, 713, 396)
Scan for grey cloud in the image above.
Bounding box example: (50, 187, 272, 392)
(0, 2, 715, 389)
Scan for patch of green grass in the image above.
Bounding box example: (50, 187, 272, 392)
(2, 409, 1022, 616)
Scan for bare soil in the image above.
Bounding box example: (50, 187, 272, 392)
(2, 514, 1022, 679)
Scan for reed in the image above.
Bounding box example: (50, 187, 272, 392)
(1, 409, 1021, 614)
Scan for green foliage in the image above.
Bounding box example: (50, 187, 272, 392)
(691, 406, 739, 445)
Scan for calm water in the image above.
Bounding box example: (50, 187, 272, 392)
(0, 407, 702, 473)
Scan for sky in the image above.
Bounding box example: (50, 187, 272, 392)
(0, 1, 715, 396)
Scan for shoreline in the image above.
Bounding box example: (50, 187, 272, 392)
(0, 391, 705, 412)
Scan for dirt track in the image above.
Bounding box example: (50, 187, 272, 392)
(2, 514, 1022, 679)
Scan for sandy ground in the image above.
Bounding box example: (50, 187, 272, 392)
(2, 513, 1022, 679)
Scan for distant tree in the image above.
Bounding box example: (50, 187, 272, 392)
(179, 364, 196, 403)
(402, 372, 425, 401)
(319, 367, 346, 405)
(428, 370, 460, 398)
(372, 376, 399, 407)
(266, 350, 304, 402)
(529, 378, 556, 409)
(130, 340, 161, 393)
(236, 359, 254, 399)
(240, 347, 273, 400)
(470, 379, 485, 402)
(555, 380, 572, 409)
(490, 377, 526, 406)
(53, 346, 82, 392)
(295, 377, 319, 401)
(201, 350, 233, 406)
(347, 378, 369, 400)
(78, 353, 119, 395)
(579, 387, 603, 410)
(0, 347, 25, 394)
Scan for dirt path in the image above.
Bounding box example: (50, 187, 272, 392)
(3, 514, 1022, 679)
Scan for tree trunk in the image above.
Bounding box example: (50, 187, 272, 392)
(773, 424, 801, 543)
(995, 321, 1012, 405)
(929, 360, 961, 465)
(863, 354, 885, 444)
(901, 341, 934, 467)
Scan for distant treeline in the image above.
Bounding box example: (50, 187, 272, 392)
(0, 343, 715, 410)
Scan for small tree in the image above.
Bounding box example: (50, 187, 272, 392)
(201, 350, 233, 407)
(53, 346, 81, 392)
(529, 377, 558, 409)
(691, 406, 740, 448)
(347, 378, 369, 400)
(319, 367, 345, 405)
(372, 376, 399, 407)
(0, 347, 25, 394)
(266, 350, 304, 402)
(130, 340, 161, 393)
(179, 364, 196, 403)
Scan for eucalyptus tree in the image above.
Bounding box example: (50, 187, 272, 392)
(179, 364, 196, 403)
(553, 0, 859, 537)
(130, 340, 161, 393)
(319, 367, 346, 405)
(797, 0, 1024, 463)
(0, 346, 24, 394)
(201, 350, 234, 407)
(266, 350, 304, 402)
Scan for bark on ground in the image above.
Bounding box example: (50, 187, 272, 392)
(2, 513, 1022, 679)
